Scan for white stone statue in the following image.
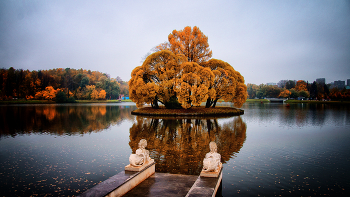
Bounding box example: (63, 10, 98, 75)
(129, 139, 151, 167)
(202, 141, 221, 172)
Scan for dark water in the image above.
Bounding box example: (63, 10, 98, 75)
(0, 103, 349, 196)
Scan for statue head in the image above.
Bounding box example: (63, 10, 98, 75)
(209, 141, 217, 153)
(138, 139, 147, 149)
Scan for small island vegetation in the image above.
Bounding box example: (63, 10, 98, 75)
(128, 26, 248, 116)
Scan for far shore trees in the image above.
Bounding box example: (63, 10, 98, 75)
(0, 67, 126, 101)
(247, 80, 348, 100)
(129, 26, 247, 109)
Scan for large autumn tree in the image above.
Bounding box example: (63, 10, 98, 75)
(155, 26, 212, 65)
(129, 26, 247, 109)
(128, 50, 186, 108)
(168, 26, 212, 64)
(202, 59, 247, 108)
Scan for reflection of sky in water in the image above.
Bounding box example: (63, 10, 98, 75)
(0, 120, 133, 196)
(223, 103, 350, 196)
(0, 103, 136, 196)
(1, 103, 350, 196)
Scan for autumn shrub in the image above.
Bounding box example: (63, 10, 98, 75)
(56, 91, 76, 103)
(278, 89, 291, 98)
(26, 95, 34, 100)
(55, 91, 67, 103)
(35, 86, 58, 100)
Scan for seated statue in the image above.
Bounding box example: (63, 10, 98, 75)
(202, 141, 221, 172)
(129, 139, 151, 167)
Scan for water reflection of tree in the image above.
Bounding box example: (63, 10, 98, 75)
(0, 105, 136, 137)
(129, 116, 246, 175)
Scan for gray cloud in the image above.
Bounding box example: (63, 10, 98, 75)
(1, 0, 349, 84)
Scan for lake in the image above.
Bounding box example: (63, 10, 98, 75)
(0, 102, 349, 196)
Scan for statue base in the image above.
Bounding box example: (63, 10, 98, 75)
(200, 163, 222, 177)
(125, 159, 155, 172)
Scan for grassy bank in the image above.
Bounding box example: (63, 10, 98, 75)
(0, 100, 56, 104)
(244, 99, 350, 104)
(131, 106, 244, 116)
(246, 99, 270, 102)
(75, 100, 121, 103)
(76, 99, 132, 103)
(120, 99, 133, 102)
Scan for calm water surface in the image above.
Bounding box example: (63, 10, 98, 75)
(0, 102, 349, 196)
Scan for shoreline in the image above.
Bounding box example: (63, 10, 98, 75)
(0, 99, 133, 105)
(131, 106, 244, 117)
(1, 99, 349, 105)
(246, 99, 350, 104)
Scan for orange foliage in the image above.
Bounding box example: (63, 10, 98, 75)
(130, 26, 247, 109)
(175, 62, 214, 108)
(278, 89, 291, 98)
(26, 95, 34, 100)
(129, 50, 247, 109)
(295, 80, 307, 91)
(129, 50, 185, 108)
(35, 86, 59, 100)
(0, 67, 124, 101)
(203, 59, 247, 108)
(168, 26, 212, 64)
(98, 90, 106, 100)
(91, 89, 99, 100)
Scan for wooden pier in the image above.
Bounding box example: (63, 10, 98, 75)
(79, 140, 222, 197)
(123, 173, 197, 197)
(79, 169, 222, 197)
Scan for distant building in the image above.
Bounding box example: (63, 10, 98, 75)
(316, 78, 325, 85)
(266, 82, 277, 86)
(328, 82, 334, 88)
(334, 80, 345, 90)
(346, 79, 350, 90)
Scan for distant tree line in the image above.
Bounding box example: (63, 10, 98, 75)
(0, 67, 129, 102)
(247, 80, 350, 101)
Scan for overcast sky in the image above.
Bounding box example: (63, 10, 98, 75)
(1, 0, 349, 85)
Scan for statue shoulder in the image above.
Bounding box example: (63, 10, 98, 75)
(136, 149, 143, 155)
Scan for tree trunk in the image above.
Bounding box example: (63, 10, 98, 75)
(205, 98, 212, 108)
(152, 97, 159, 108)
(212, 98, 219, 107)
